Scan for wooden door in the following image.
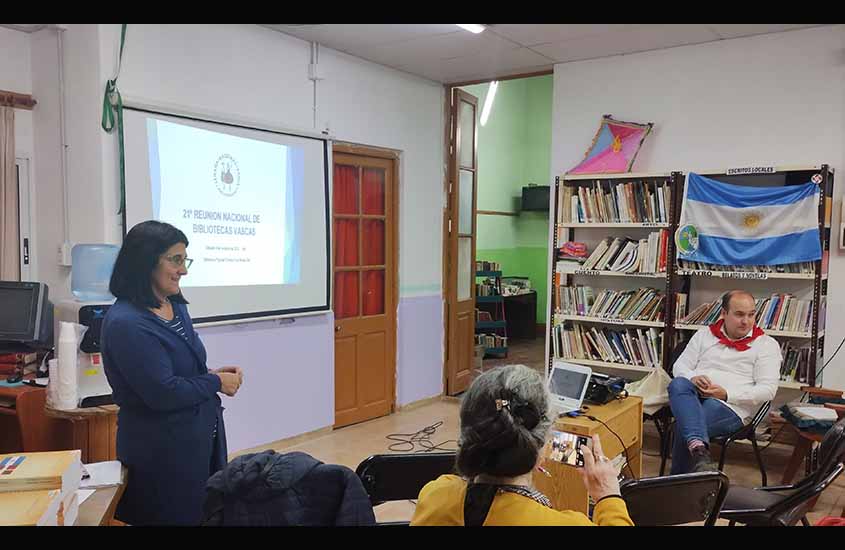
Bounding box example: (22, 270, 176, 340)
(333, 149, 397, 428)
(444, 89, 479, 395)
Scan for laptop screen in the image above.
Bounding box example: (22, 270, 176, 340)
(550, 368, 589, 400)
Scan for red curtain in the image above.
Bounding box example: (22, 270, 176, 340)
(362, 270, 384, 316)
(334, 165, 358, 214)
(335, 220, 358, 267)
(335, 272, 359, 319)
(362, 220, 384, 266)
(362, 168, 385, 215)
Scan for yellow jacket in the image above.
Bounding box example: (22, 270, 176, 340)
(410, 475, 633, 526)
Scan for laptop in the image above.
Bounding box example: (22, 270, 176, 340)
(547, 361, 592, 417)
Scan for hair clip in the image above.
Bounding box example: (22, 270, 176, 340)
(495, 399, 510, 411)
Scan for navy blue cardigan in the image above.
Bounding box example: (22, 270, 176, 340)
(101, 299, 227, 526)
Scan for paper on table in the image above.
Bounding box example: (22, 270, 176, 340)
(79, 461, 122, 488)
(77, 489, 96, 505)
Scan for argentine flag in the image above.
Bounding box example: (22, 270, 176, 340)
(678, 173, 821, 265)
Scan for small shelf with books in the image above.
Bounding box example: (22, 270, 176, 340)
(476, 261, 508, 358)
(673, 165, 833, 388)
(548, 172, 682, 379)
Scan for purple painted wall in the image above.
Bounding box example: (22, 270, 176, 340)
(397, 295, 444, 406)
(197, 313, 335, 453)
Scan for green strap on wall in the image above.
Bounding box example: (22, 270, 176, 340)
(101, 24, 127, 215)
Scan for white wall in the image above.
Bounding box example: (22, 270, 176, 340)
(0, 28, 34, 161)
(26, 24, 446, 451)
(551, 25, 845, 389)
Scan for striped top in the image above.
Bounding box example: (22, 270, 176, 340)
(156, 306, 189, 341)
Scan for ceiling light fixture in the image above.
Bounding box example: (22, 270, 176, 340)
(480, 81, 498, 127)
(456, 24, 486, 34)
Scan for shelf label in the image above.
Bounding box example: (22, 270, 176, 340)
(604, 318, 626, 325)
(726, 166, 775, 175)
(722, 271, 769, 280)
(573, 269, 601, 276)
(641, 221, 665, 227)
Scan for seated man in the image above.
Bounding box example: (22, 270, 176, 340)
(668, 290, 781, 473)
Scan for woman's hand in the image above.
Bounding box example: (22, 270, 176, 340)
(216, 372, 241, 397)
(579, 434, 621, 502)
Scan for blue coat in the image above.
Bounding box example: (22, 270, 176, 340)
(101, 299, 227, 526)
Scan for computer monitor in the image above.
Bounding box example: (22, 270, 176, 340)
(0, 281, 53, 351)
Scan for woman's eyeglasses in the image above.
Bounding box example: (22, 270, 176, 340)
(163, 254, 193, 269)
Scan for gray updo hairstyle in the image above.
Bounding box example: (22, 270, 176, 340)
(456, 365, 552, 479)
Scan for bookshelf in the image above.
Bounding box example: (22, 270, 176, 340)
(548, 172, 682, 378)
(546, 165, 834, 391)
(673, 165, 834, 387)
(476, 263, 508, 358)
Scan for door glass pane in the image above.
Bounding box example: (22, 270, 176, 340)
(335, 271, 359, 319)
(459, 169, 473, 235)
(335, 219, 359, 267)
(362, 270, 385, 316)
(334, 164, 359, 215)
(458, 237, 472, 301)
(362, 219, 385, 266)
(362, 167, 385, 215)
(459, 99, 475, 168)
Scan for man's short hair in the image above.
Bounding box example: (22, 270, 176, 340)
(721, 290, 755, 312)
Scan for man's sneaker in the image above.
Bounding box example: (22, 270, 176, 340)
(690, 446, 718, 473)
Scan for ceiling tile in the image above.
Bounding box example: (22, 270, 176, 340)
(489, 24, 642, 47)
(532, 24, 721, 63)
(263, 24, 459, 49)
(398, 47, 554, 83)
(706, 24, 823, 39)
(350, 30, 523, 68)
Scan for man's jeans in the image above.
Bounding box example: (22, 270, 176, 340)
(667, 377, 744, 474)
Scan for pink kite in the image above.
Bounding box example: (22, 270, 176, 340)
(568, 115, 653, 174)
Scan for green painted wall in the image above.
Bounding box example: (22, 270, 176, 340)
(463, 75, 553, 323)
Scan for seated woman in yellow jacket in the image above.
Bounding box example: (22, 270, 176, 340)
(411, 365, 633, 526)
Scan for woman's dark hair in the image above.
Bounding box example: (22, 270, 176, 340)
(456, 365, 551, 479)
(110, 220, 190, 308)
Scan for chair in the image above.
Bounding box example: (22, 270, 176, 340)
(718, 416, 845, 526)
(355, 452, 457, 525)
(619, 471, 729, 526)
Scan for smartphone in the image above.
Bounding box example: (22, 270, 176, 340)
(549, 431, 591, 467)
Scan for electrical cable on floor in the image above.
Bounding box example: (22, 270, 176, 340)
(385, 421, 458, 453)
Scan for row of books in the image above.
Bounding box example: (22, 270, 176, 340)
(557, 286, 665, 322)
(678, 260, 817, 274)
(476, 281, 499, 297)
(679, 293, 816, 333)
(0, 450, 82, 526)
(552, 323, 663, 369)
(558, 231, 669, 274)
(0, 351, 39, 376)
(780, 342, 812, 383)
(558, 180, 672, 224)
(476, 261, 501, 272)
(476, 333, 508, 349)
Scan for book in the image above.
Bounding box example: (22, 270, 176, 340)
(0, 450, 82, 496)
(0, 352, 37, 366)
(0, 489, 63, 526)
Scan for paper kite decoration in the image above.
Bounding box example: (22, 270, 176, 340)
(567, 115, 654, 174)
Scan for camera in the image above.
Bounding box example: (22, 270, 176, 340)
(584, 372, 628, 405)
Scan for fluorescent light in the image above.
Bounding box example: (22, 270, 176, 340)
(480, 81, 498, 127)
(456, 24, 486, 34)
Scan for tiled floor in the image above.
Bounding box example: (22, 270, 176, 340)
(267, 337, 845, 525)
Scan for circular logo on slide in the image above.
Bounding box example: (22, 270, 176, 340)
(214, 154, 240, 197)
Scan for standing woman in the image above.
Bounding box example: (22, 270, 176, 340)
(101, 220, 243, 526)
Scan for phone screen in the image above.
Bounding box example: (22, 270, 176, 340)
(549, 431, 590, 467)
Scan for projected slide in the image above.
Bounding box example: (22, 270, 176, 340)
(147, 119, 302, 287)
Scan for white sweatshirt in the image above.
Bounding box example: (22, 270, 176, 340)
(672, 326, 782, 422)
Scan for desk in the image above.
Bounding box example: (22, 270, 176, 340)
(533, 396, 643, 515)
(77, 465, 127, 526)
(45, 405, 119, 464)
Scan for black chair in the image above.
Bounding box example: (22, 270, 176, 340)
(355, 452, 457, 525)
(620, 471, 729, 526)
(718, 416, 845, 526)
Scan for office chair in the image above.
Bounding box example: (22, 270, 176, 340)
(355, 452, 457, 525)
(620, 471, 729, 526)
(718, 416, 845, 526)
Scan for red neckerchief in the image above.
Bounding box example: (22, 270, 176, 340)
(709, 319, 764, 352)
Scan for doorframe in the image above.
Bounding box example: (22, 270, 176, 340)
(332, 141, 401, 414)
(441, 69, 553, 392)
(15, 157, 34, 282)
